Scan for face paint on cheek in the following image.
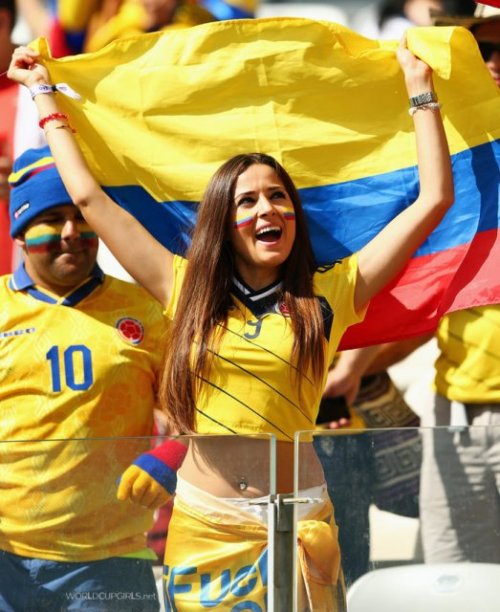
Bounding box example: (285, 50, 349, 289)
(79, 222, 99, 248)
(24, 222, 98, 253)
(233, 210, 254, 230)
(24, 223, 64, 253)
(283, 205, 296, 222)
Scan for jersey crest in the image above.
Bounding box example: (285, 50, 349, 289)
(116, 317, 145, 345)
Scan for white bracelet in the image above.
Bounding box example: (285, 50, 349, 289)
(29, 82, 81, 100)
(408, 102, 442, 117)
(29, 83, 55, 98)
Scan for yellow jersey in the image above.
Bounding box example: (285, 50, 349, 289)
(165, 255, 364, 441)
(0, 265, 166, 561)
(435, 305, 500, 403)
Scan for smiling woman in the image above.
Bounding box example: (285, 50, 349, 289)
(162, 153, 328, 438)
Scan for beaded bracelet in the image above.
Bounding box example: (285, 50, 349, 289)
(39, 112, 77, 133)
(39, 112, 69, 130)
(408, 102, 442, 117)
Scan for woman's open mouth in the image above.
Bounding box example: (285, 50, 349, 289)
(255, 226, 282, 243)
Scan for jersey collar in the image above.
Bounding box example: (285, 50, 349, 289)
(231, 275, 283, 317)
(9, 263, 105, 307)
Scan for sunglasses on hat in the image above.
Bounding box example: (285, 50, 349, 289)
(477, 41, 500, 61)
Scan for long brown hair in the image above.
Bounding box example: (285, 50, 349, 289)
(160, 153, 325, 433)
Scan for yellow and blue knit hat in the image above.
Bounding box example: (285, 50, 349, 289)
(8, 146, 73, 237)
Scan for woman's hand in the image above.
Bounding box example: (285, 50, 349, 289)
(7, 46, 50, 88)
(396, 33, 433, 96)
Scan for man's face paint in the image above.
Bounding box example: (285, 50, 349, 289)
(17, 205, 100, 295)
(24, 221, 98, 253)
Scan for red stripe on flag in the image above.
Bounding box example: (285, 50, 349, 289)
(340, 228, 500, 349)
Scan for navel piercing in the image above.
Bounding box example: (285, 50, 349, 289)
(238, 477, 248, 491)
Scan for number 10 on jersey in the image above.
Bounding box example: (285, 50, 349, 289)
(46, 345, 93, 392)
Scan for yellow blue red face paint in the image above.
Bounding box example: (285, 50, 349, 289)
(233, 213, 254, 229)
(24, 222, 98, 253)
(233, 205, 296, 229)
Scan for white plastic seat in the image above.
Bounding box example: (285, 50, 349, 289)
(346, 563, 500, 612)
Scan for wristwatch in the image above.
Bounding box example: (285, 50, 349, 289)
(409, 91, 437, 107)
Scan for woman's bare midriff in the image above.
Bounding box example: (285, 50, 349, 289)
(178, 436, 324, 497)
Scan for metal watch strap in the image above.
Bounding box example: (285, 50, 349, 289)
(409, 91, 437, 107)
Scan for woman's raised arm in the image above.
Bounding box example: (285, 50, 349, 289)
(354, 36, 454, 314)
(8, 47, 174, 307)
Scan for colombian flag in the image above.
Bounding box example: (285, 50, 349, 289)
(32, 18, 500, 348)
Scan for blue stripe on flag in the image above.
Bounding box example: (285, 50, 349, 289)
(106, 139, 499, 265)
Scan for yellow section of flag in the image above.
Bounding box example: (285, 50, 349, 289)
(32, 18, 499, 205)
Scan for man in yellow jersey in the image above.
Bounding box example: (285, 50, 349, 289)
(0, 146, 172, 611)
